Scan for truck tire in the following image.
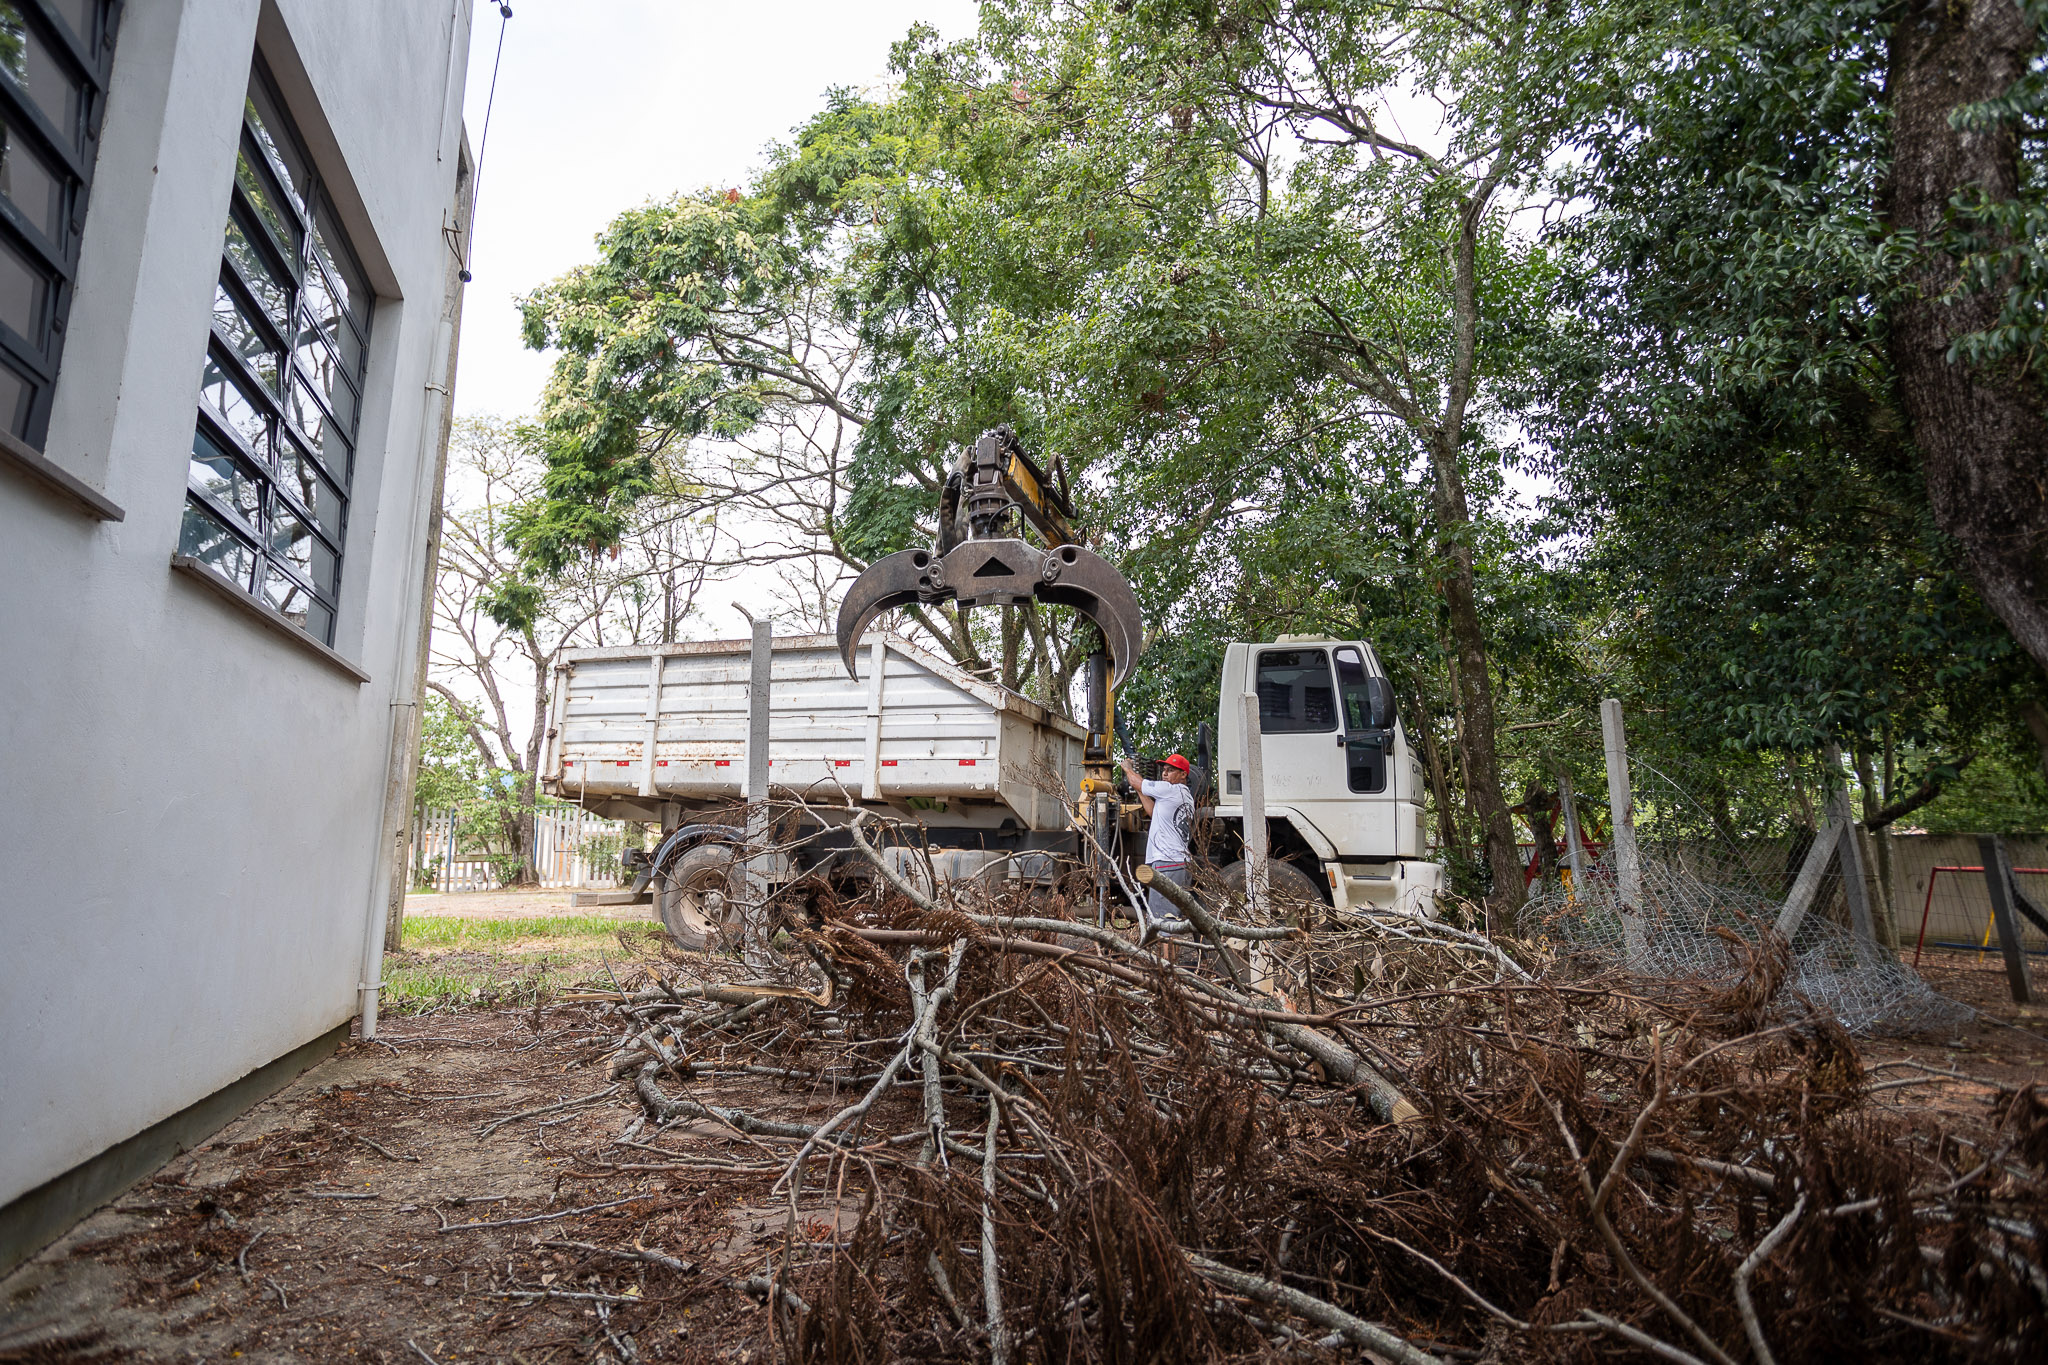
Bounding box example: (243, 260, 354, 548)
(1219, 858, 1327, 911)
(657, 844, 741, 952)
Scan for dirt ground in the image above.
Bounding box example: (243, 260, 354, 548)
(2, 947, 2043, 1365)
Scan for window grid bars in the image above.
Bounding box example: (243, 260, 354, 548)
(182, 53, 371, 646)
(0, 0, 122, 445)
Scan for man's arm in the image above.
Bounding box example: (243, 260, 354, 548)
(1120, 757, 1157, 816)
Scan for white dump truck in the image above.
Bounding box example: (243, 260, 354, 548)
(540, 630, 1442, 947)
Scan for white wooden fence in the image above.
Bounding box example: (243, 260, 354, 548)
(410, 806, 630, 892)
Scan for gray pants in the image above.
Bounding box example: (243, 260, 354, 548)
(1145, 861, 1191, 922)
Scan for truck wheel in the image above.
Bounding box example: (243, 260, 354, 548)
(1219, 858, 1327, 911)
(657, 844, 741, 952)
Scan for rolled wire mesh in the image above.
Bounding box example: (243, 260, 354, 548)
(1519, 760, 1972, 1036)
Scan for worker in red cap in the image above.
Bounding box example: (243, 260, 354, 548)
(1119, 749, 1195, 932)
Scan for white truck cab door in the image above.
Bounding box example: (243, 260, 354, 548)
(1244, 645, 1400, 869)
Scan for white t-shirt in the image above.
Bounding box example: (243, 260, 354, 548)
(1141, 778, 1195, 866)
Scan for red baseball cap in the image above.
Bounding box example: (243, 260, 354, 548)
(1160, 753, 1191, 773)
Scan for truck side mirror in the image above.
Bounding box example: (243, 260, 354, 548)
(1366, 676, 1396, 730)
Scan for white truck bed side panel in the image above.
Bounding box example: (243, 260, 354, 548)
(549, 634, 1084, 829)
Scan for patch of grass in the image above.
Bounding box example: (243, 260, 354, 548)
(381, 959, 553, 1015)
(401, 914, 664, 951)
(386, 917, 667, 1014)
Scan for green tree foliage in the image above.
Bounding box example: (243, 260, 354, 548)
(1542, 0, 2048, 825)
(498, 0, 2048, 902)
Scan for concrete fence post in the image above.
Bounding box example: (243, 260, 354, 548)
(744, 619, 774, 968)
(1558, 770, 1589, 892)
(1600, 699, 1648, 962)
(1240, 691, 1268, 921)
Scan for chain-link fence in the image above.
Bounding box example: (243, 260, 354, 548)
(1516, 753, 1975, 1036)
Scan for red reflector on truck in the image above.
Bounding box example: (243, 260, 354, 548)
(959, 759, 977, 766)
(616, 760, 629, 767)
(834, 759, 851, 767)
(881, 760, 898, 767)
(715, 760, 731, 766)
(657, 760, 669, 766)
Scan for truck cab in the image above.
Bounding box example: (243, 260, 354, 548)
(1204, 635, 1442, 916)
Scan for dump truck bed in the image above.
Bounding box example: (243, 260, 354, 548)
(541, 632, 1085, 832)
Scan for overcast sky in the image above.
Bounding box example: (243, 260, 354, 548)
(451, 0, 980, 423)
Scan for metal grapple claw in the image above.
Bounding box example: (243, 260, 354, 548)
(836, 428, 1146, 689)
(837, 536, 1145, 688)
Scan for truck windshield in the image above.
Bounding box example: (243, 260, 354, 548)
(1255, 649, 1336, 732)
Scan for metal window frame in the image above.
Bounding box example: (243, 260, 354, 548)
(181, 52, 371, 647)
(0, 0, 122, 446)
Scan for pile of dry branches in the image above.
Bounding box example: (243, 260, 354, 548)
(573, 812, 2046, 1363)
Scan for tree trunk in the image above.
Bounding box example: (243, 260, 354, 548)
(2023, 699, 2048, 784)
(1853, 744, 1901, 951)
(1887, 0, 2048, 680)
(1431, 438, 1524, 929)
(1524, 778, 1560, 892)
(1407, 681, 1463, 854)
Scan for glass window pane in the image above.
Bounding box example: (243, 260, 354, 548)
(180, 499, 256, 590)
(299, 282, 365, 392)
(212, 280, 280, 393)
(262, 563, 308, 624)
(0, 117, 63, 243)
(294, 329, 355, 433)
(244, 78, 306, 212)
(188, 426, 261, 530)
(270, 506, 338, 597)
(296, 256, 369, 383)
(286, 368, 347, 475)
(311, 204, 368, 332)
(45, 0, 90, 46)
(280, 433, 343, 535)
(0, 229, 48, 346)
(1255, 649, 1337, 733)
(199, 350, 269, 457)
(300, 595, 334, 644)
(0, 4, 83, 151)
(235, 146, 299, 256)
(222, 211, 290, 327)
(263, 564, 333, 642)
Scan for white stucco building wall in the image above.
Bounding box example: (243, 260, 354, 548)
(0, 0, 472, 1218)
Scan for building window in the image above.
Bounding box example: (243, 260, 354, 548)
(179, 57, 371, 646)
(0, 0, 121, 446)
